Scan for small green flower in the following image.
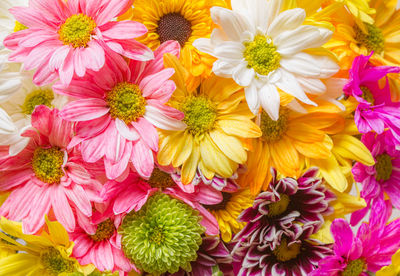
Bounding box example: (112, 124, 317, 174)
(119, 193, 204, 275)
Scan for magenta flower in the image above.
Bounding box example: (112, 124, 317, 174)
(4, 0, 153, 86)
(57, 41, 186, 180)
(343, 54, 400, 143)
(0, 105, 102, 234)
(311, 198, 400, 275)
(351, 131, 400, 224)
(100, 166, 221, 235)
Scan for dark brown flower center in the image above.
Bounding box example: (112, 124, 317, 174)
(157, 13, 192, 47)
(90, 219, 115, 242)
(147, 168, 176, 189)
(375, 153, 392, 181)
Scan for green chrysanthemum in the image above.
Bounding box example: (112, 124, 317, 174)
(119, 193, 204, 275)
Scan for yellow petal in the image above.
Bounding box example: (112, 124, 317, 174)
(310, 220, 333, 244)
(311, 155, 348, 192)
(217, 117, 261, 138)
(44, 216, 70, 248)
(294, 135, 333, 159)
(201, 74, 242, 102)
(181, 142, 200, 185)
(270, 137, 300, 177)
(163, 53, 189, 93)
(172, 131, 193, 167)
(209, 129, 247, 164)
(332, 134, 374, 166)
(0, 253, 39, 276)
(157, 131, 183, 166)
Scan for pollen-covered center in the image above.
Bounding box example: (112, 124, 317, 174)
(32, 147, 64, 184)
(360, 86, 375, 105)
(147, 168, 176, 189)
(41, 247, 74, 275)
(14, 21, 28, 32)
(260, 108, 289, 142)
(106, 82, 146, 124)
(354, 23, 385, 54)
(91, 219, 115, 242)
(59, 14, 96, 48)
(157, 13, 192, 47)
(181, 96, 217, 135)
(243, 35, 281, 76)
(375, 153, 392, 181)
(342, 258, 366, 276)
(272, 237, 301, 262)
(23, 89, 54, 114)
(267, 193, 290, 217)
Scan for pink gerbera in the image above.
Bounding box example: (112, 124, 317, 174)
(343, 54, 400, 144)
(3, 0, 153, 86)
(0, 105, 102, 234)
(57, 41, 185, 180)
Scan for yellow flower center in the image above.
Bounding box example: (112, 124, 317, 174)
(342, 258, 366, 276)
(181, 96, 217, 135)
(149, 226, 165, 245)
(205, 192, 233, 211)
(147, 168, 176, 189)
(375, 154, 392, 181)
(243, 35, 281, 76)
(32, 147, 65, 184)
(354, 23, 385, 54)
(267, 193, 290, 217)
(59, 14, 96, 48)
(14, 21, 28, 32)
(90, 219, 115, 242)
(260, 108, 289, 142)
(272, 238, 301, 262)
(106, 82, 146, 124)
(22, 89, 54, 115)
(41, 248, 74, 275)
(157, 13, 192, 47)
(360, 86, 375, 105)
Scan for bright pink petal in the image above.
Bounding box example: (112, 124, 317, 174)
(146, 80, 176, 103)
(72, 235, 92, 258)
(66, 162, 92, 184)
(115, 119, 140, 141)
(100, 21, 148, 40)
(81, 133, 107, 163)
(104, 142, 132, 180)
(106, 39, 153, 61)
(95, 0, 133, 25)
(104, 120, 126, 163)
(331, 218, 354, 257)
(0, 169, 32, 191)
(59, 49, 75, 85)
(144, 104, 186, 131)
(75, 115, 111, 139)
(53, 80, 104, 99)
(82, 40, 105, 71)
(60, 99, 109, 122)
(131, 118, 158, 151)
(9, 7, 53, 29)
(24, 40, 60, 71)
(143, 40, 180, 75)
(23, 187, 51, 234)
(51, 185, 75, 232)
(64, 185, 92, 217)
(139, 68, 175, 98)
(49, 45, 71, 71)
(130, 140, 154, 179)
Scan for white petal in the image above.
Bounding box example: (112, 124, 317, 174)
(144, 105, 187, 131)
(324, 78, 347, 99)
(244, 83, 260, 115)
(214, 41, 245, 61)
(115, 118, 140, 141)
(212, 60, 238, 77)
(280, 52, 323, 78)
(233, 63, 255, 87)
(264, 0, 283, 28)
(193, 38, 214, 56)
(296, 77, 326, 95)
(268, 8, 306, 38)
(245, 0, 271, 33)
(259, 83, 280, 120)
(8, 137, 30, 156)
(287, 99, 308, 113)
(311, 55, 340, 78)
(0, 108, 16, 134)
(0, 77, 23, 101)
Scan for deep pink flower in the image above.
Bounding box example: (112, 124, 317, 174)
(100, 166, 222, 235)
(3, 0, 153, 86)
(343, 54, 400, 143)
(311, 198, 400, 275)
(57, 41, 185, 180)
(0, 105, 102, 234)
(351, 131, 400, 224)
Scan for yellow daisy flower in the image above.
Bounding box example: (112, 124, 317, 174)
(205, 188, 253, 242)
(377, 248, 400, 276)
(157, 54, 261, 184)
(119, 0, 226, 79)
(0, 217, 94, 276)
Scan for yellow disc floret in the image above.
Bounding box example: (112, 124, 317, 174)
(342, 258, 366, 276)
(32, 147, 65, 184)
(267, 194, 290, 217)
(90, 219, 115, 242)
(14, 21, 28, 32)
(354, 23, 385, 54)
(22, 89, 54, 115)
(181, 96, 217, 135)
(106, 82, 146, 124)
(260, 108, 289, 142)
(243, 35, 281, 76)
(272, 238, 301, 262)
(41, 247, 75, 275)
(59, 14, 96, 48)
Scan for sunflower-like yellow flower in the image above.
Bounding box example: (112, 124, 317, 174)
(157, 54, 261, 184)
(0, 217, 94, 276)
(119, 0, 225, 79)
(377, 248, 400, 276)
(205, 188, 253, 242)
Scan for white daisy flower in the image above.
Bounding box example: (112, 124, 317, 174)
(193, 0, 339, 120)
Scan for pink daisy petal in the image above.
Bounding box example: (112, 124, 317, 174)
(131, 140, 154, 179)
(131, 118, 158, 152)
(115, 119, 140, 141)
(24, 187, 51, 234)
(139, 68, 175, 98)
(51, 185, 75, 232)
(64, 185, 92, 217)
(60, 98, 110, 122)
(95, 0, 133, 25)
(100, 21, 148, 40)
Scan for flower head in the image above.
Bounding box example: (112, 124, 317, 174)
(3, 0, 153, 86)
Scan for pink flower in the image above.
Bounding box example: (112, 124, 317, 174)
(100, 166, 223, 235)
(69, 209, 136, 274)
(57, 41, 185, 180)
(311, 198, 400, 275)
(343, 54, 400, 144)
(3, 0, 153, 86)
(0, 105, 102, 234)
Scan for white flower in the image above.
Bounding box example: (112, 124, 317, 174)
(193, 0, 339, 120)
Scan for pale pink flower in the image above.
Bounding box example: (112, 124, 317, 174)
(3, 0, 153, 86)
(57, 41, 186, 180)
(0, 105, 102, 234)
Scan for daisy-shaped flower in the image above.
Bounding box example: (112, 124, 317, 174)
(311, 197, 400, 275)
(100, 166, 221, 235)
(69, 211, 135, 274)
(233, 222, 331, 276)
(119, 0, 225, 80)
(344, 54, 400, 143)
(3, 0, 153, 86)
(58, 42, 185, 180)
(0, 0, 29, 45)
(0, 216, 94, 276)
(0, 105, 102, 234)
(158, 54, 261, 184)
(193, 0, 339, 119)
